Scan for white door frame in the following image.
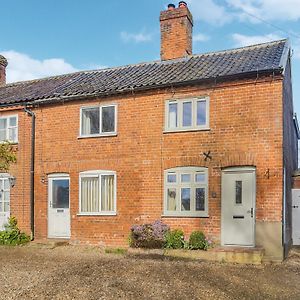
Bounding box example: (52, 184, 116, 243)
(48, 173, 70, 239)
(221, 166, 256, 247)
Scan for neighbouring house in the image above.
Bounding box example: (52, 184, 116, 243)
(0, 2, 298, 261)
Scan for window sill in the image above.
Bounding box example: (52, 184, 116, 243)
(0, 141, 18, 145)
(77, 212, 117, 216)
(161, 214, 209, 218)
(78, 133, 117, 139)
(163, 128, 210, 134)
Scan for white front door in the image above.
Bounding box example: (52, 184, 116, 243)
(0, 178, 10, 230)
(221, 167, 256, 246)
(292, 189, 300, 245)
(48, 175, 70, 238)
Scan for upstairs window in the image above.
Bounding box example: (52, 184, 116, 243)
(165, 97, 209, 132)
(0, 115, 18, 143)
(80, 105, 117, 137)
(164, 167, 208, 217)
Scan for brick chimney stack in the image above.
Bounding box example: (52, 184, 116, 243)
(0, 55, 8, 86)
(160, 2, 193, 60)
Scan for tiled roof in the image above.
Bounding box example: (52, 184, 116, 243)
(0, 39, 289, 106)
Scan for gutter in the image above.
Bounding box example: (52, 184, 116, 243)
(24, 107, 35, 240)
(0, 67, 284, 109)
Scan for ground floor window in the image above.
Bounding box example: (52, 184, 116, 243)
(0, 177, 10, 213)
(79, 170, 116, 215)
(164, 167, 208, 217)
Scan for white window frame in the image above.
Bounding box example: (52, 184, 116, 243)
(0, 174, 10, 213)
(0, 115, 18, 143)
(165, 97, 209, 132)
(163, 167, 208, 217)
(78, 170, 117, 216)
(79, 104, 117, 138)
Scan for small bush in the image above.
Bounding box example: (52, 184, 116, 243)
(165, 229, 185, 249)
(189, 231, 209, 250)
(0, 217, 30, 246)
(129, 220, 169, 249)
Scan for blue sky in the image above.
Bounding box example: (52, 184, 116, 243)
(0, 0, 299, 116)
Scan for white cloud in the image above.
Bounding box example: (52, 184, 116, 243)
(186, 0, 232, 25)
(120, 31, 152, 43)
(227, 0, 300, 22)
(0, 50, 78, 83)
(232, 33, 283, 47)
(194, 33, 210, 42)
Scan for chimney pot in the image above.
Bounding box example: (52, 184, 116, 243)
(168, 4, 176, 10)
(0, 55, 8, 86)
(178, 1, 188, 8)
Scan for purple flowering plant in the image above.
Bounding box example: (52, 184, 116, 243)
(129, 220, 170, 249)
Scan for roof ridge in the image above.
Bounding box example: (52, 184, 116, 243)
(0, 38, 287, 89)
(188, 38, 288, 58)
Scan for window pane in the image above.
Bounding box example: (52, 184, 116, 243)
(52, 179, 69, 209)
(102, 106, 115, 133)
(167, 174, 176, 183)
(168, 103, 178, 128)
(183, 102, 192, 127)
(4, 202, 9, 212)
(9, 117, 17, 127)
(0, 119, 7, 130)
(3, 191, 9, 202)
(81, 177, 100, 213)
(0, 130, 6, 141)
(181, 174, 191, 183)
(236, 181, 242, 204)
(101, 175, 114, 211)
(195, 173, 205, 182)
(167, 188, 177, 211)
(181, 188, 190, 211)
(196, 188, 205, 211)
(81, 108, 100, 135)
(4, 180, 9, 190)
(8, 128, 17, 142)
(197, 101, 206, 126)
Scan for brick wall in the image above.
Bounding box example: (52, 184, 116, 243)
(30, 75, 284, 246)
(0, 108, 32, 233)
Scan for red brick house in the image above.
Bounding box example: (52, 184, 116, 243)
(0, 2, 298, 261)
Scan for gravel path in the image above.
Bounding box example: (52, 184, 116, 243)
(0, 244, 299, 299)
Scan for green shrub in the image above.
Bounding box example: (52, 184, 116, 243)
(0, 217, 30, 246)
(165, 229, 185, 249)
(189, 231, 209, 250)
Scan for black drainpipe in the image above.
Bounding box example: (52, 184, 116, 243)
(24, 107, 35, 240)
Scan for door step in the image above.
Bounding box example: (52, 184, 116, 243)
(30, 239, 70, 248)
(212, 246, 265, 264)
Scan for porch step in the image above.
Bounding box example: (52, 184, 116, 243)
(164, 247, 265, 264)
(212, 246, 265, 264)
(30, 239, 70, 248)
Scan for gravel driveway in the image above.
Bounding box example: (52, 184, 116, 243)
(0, 244, 300, 300)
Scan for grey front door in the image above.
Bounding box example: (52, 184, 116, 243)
(221, 167, 256, 246)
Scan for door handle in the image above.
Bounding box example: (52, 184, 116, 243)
(293, 206, 299, 208)
(247, 208, 254, 218)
